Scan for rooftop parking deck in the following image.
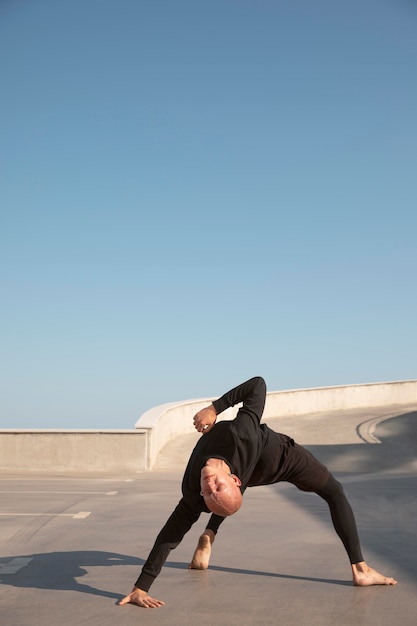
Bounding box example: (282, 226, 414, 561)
(1, 404, 416, 625)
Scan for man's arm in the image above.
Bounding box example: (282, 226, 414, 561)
(120, 498, 201, 607)
(212, 376, 266, 427)
(193, 377, 267, 435)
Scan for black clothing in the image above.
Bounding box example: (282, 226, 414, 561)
(182, 376, 268, 510)
(206, 456, 363, 565)
(134, 376, 363, 593)
(247, 430, 329, 491)
(135, 376, 267, 592)
(317, 474, 363, 564)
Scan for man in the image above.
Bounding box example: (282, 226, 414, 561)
(120, 377, 397, 608)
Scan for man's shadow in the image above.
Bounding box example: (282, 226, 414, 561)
(0, 551, 143, 600)
(0, 549, 350, 601)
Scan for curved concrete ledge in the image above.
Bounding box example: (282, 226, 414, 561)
(135, 380, 417, 469)
(1, 380, 415, 473)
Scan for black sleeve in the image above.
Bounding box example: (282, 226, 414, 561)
(212, 376, 266, 427)
(206, 484, 248, 535)
(134, 498, 201, 592)
(206, 512, 226, 534)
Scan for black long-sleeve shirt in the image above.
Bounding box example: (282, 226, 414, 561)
(135, 376, 267, 592)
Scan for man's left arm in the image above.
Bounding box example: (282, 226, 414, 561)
(214, 376, 267, 428)
(193, 377, 267, 434)
(193, 404, 217, 433)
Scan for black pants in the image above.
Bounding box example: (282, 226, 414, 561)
(316, 473, 363, 564)
(207, 472, 363, 565)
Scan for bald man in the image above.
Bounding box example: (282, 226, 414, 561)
(120, 377, 396, 608)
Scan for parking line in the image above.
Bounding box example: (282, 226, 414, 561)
(0, 557, 33, 574)
(0, 478, 133, 482)
(0, 491, 118, 495)
(0, 512, 91, 519)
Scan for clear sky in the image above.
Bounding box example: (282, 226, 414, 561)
(1, 0, 416, 429)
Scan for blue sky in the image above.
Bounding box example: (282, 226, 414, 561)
(1, 0, 416, 429)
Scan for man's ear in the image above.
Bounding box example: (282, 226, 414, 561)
(230, 474, 242, 487)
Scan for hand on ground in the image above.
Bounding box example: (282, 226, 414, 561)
(119, 587, 165, 608)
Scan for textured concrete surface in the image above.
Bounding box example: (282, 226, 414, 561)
(1, 406, 416, 625)
(0, 430, 147, 473)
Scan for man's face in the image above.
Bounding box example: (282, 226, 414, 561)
(200, 465, 240, 504)
(199, 462, 242, 516)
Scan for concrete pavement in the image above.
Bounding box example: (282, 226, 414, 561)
(1, 406, 416, 625)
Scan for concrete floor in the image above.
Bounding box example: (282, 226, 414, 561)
(1, 406, 416, 625)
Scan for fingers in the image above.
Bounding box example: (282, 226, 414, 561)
(193, 407, 216, 433)
(193, 410, 204, 429)
(145, 597, 165, 608)
(193, 421, 210, 434)
(119, 595, 131, 605)
(136, 595, 165, 608)
(119, 592, 165, 608)
(193, 416, 205, 433)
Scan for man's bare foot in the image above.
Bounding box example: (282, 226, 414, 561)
(188, 530, 215, 570)
(352, 561, 397, 586)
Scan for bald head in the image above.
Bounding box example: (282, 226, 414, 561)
(203, 487, 242, 516)
(200, 460, 242, 516)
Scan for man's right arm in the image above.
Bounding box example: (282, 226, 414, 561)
(132, 498, 201, 594)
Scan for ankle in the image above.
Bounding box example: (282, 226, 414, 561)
(352, 561, 368, 574)
(203, 529, 215, 543)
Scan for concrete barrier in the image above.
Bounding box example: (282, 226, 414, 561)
(135, 379, 417, 469)
(263, 379, 417, 416)
(0, 429, 147, 473)
(1, 380, 416, 473)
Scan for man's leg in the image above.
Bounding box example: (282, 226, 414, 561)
(316, 474, 397, 586)
(316, 474, 363, 563)
(188, 514, 224, 569)
(188, 529, 215, 569)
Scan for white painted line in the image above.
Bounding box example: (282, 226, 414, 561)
(0, 491, 118, 495)
(71, 511, 91, 519)
(0, 557, 33, 574)
(0, 478, 133, 482)
(0, 512, 91, 519)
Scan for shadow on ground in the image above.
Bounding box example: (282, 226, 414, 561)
(0, 552, 141, 600)
(0, 548, 353, 601)
(265, 411, 417, 583)
(302, 411, 417, 474)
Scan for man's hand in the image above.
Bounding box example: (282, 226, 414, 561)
(193, 404, 217, 434)
(119, 586, 165, 608)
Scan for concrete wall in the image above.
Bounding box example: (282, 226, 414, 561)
(136, 379, 417, 469)
(0, 430, 147, 473)
(1, 380, 416, 473)
(263, 379, 417, 416)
